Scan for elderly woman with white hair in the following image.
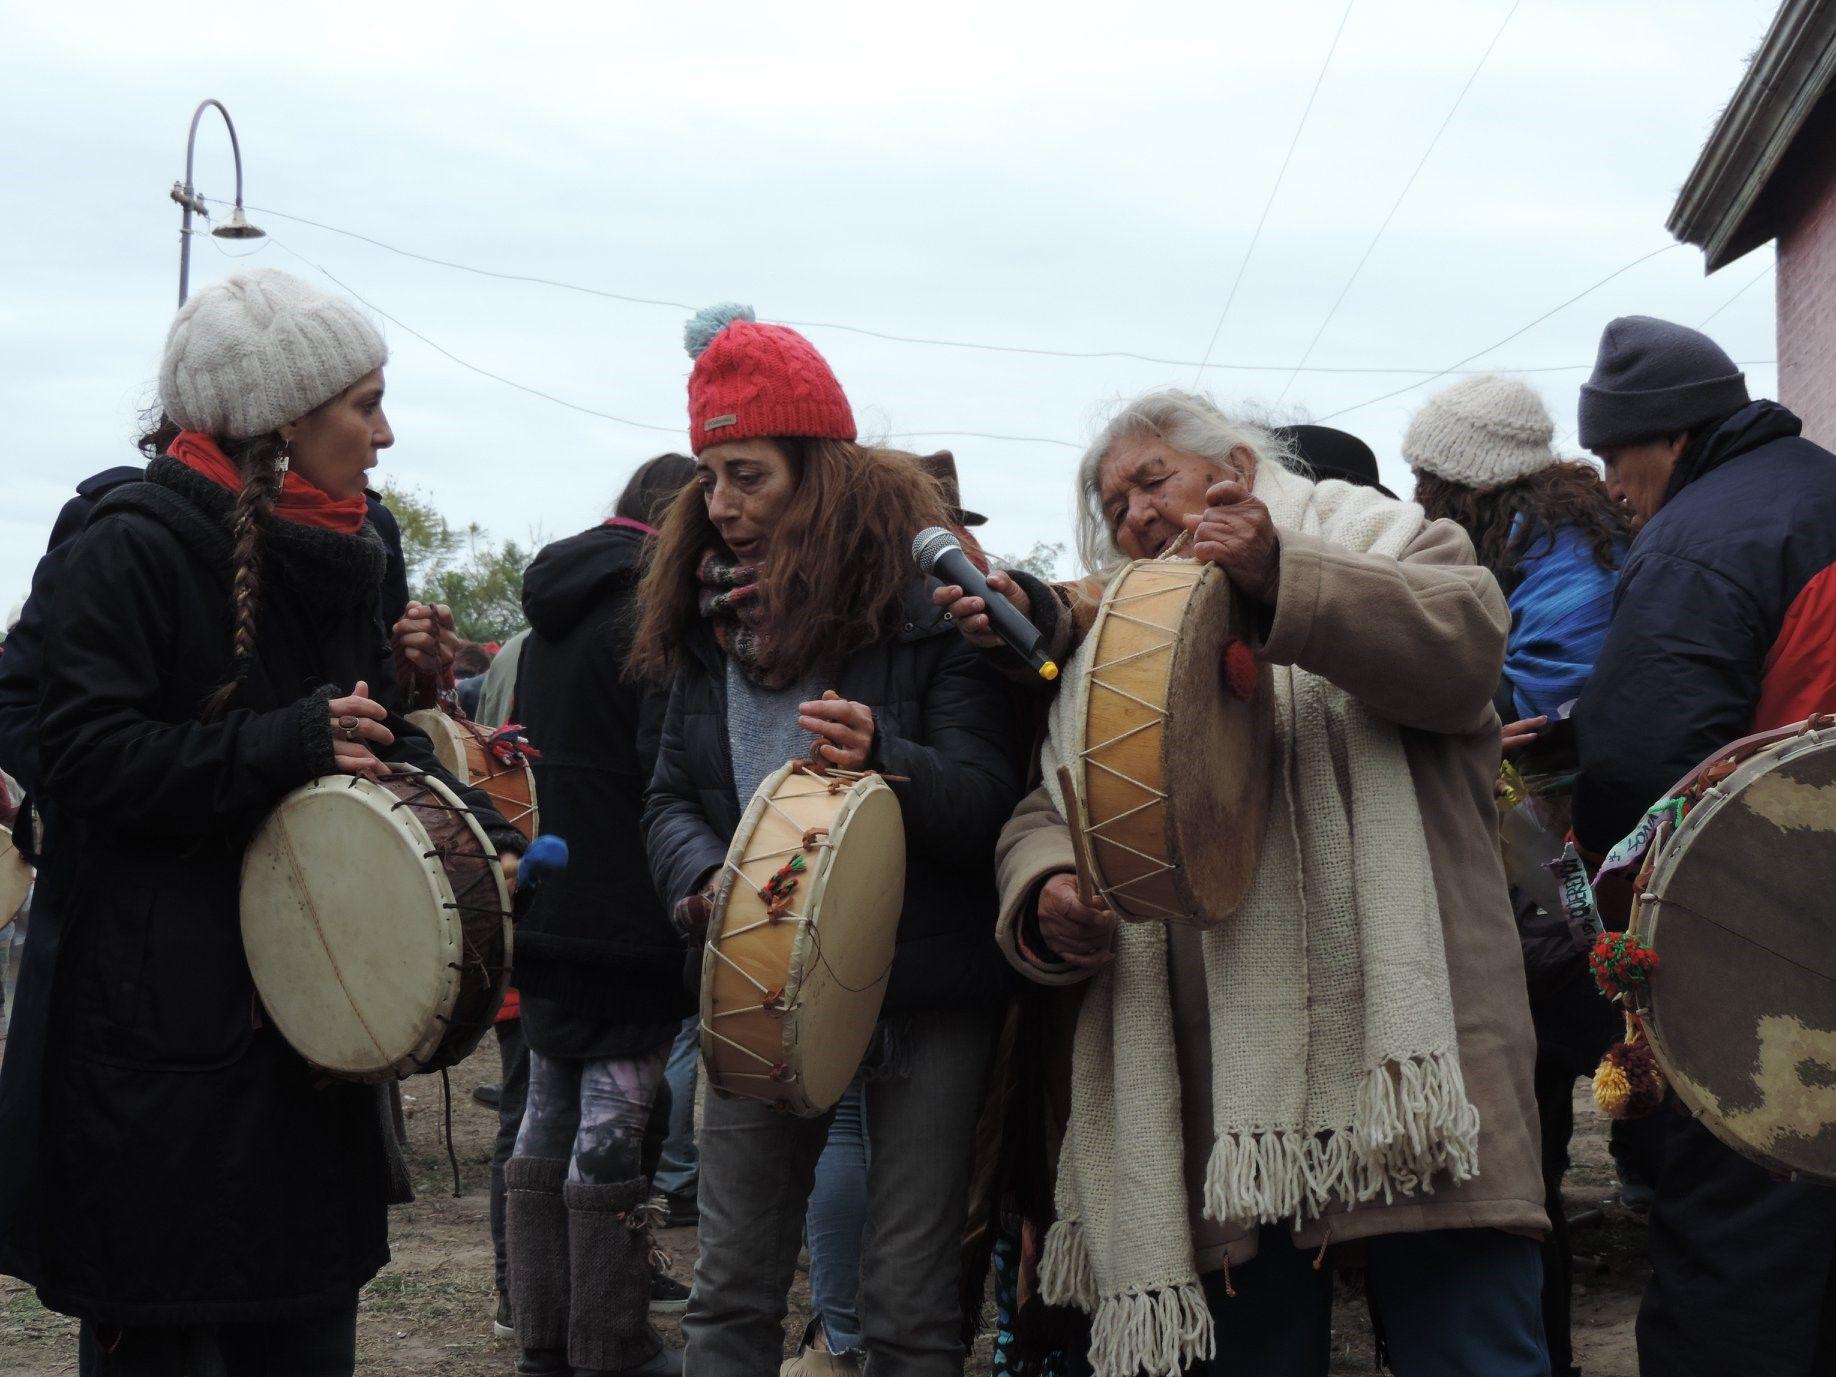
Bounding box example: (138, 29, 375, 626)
(939, 390, 1548, 1377)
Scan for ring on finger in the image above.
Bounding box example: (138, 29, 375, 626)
(343, 725, 360, 743)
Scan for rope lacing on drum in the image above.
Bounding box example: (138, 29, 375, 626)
(1077, 590, 1196, 920)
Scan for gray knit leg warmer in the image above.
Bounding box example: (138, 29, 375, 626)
(564, 1177, 665, 1374)
(506, 1156, 572, 1355)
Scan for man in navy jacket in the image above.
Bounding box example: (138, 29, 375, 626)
(1572, 315, 1836, 1377)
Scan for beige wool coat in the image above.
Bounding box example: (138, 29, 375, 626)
(995, 518, 1548, 1270)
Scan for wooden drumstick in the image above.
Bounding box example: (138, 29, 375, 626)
(1158, 529, 1192, 560)
(1055, 764, 1102, 908)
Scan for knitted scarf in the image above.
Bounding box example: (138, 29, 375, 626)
(697, 547, 781, 686)
(167, 431, 368, 534)
(1037, 464, 1480, 1377)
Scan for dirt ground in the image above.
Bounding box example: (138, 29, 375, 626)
(0, 1039, 1648, 1375)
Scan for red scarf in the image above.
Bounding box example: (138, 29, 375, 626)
(167, 431, 369, 534)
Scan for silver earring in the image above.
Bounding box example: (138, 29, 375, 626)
(274, 441, 290, 475)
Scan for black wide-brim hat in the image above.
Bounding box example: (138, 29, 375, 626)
(918, 450, 987, 526)
(1276, 424, 1397, 500)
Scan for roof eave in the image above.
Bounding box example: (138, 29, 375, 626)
(1668, 0, 1836, 273)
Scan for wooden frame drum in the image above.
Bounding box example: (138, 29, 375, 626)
(240, 770, 513, 1082)
(1632, 716, 1836, 1183)
(700, 763, 905, 1117)
(1068, 559, 1272, 924)
(409, 708, 540, 842)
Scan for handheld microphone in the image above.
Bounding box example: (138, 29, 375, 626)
(912, 527, 1059, 681)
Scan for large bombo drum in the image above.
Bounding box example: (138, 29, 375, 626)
(240, 771, 513, 1082)
(1068, 559, 1273, 924)
(701, 763, 905, 1117)
(1632, 716, 1836, 1183)
(408, 708, 540, 843)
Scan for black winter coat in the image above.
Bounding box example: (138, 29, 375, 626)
(643, 581, 1026, 1015)
(1574, 402, 1836, 852)
(514, 521, 690, 1054)
(26, 459, 517, 1325)
(0, 468, 409, 1290)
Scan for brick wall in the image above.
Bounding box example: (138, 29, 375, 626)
(1777, 99, 1836, 449)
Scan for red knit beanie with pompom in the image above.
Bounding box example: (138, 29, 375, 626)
(684, 303, 856, 455)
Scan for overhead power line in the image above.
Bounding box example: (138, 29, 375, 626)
(1699, 260, 1774, 328)
(1192, 0, 1358, 384)
(211, 195, 1659, 379)
(1274, 0, 1523, 404)
(269, 238, 1084, 449)
(1316, 242, 1691, 422)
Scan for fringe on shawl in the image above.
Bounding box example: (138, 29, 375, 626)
(1041, 1220, 1214, 1377)
(1201, 1052, 1482, 1226)
(1039, 1218, 1096, 1310)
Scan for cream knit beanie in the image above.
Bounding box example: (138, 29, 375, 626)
(159, 269, 387, 441)
(1401, 373, 1556, 490)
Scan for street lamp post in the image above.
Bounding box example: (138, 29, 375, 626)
(170, 99, 265, 307)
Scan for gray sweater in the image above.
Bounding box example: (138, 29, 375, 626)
(725, 659, 819, 804)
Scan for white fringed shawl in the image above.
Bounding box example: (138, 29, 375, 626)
(1037, 465, 1481, 1377)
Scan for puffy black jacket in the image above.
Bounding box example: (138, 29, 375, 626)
(0, 469, 409, 1291)
(20, 459, 514, 1324)
(1574, 401, 1836, 852)
(514, 521, 691, 1044)
(643, 581, 1026, 1015)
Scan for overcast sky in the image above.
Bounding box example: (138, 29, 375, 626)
(1, 0, 1785, 609)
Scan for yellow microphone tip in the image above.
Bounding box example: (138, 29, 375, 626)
(1040, 661, 1060, 681)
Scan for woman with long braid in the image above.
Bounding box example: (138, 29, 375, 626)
(29, 269, 525, 1377)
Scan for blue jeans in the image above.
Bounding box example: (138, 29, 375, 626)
(488, 1019, 531, 1297)
(653, 1016, 700, 1199)
(805, 1078, 870, 1353)
(1186, 1228, 1546, 1377)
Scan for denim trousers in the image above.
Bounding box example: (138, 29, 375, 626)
(489, 1018, 531, 1297)
(683, 1007, 995, 1376)
(78, 1303, 358, 1377)
(1183, 1228, 1548, 1377)
(653, 1015, 701, 1200)
(805, 1077, 870, 1353)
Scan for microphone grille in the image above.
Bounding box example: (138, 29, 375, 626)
(911, 526, 959, 573)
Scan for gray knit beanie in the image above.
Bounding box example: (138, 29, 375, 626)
(158, 269, 388, 441)
(1400, 373, 1556, 491)
(1577, 315, 1747, 452)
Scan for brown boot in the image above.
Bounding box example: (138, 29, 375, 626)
(564, 1178, 676, 1375)
(506, 1156, 571, 1367)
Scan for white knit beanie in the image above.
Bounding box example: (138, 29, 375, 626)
(158, 269, 387, 441)
(1401, 373, 1556, 490)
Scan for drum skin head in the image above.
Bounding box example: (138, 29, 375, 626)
(701, 766, 905, 1116)
(407, 709, 541, 841)
(407, 709, 470, 779)
(241, 774, 464, 1081)
(1077, 561, 1272, 924)
(1643, 728, 1836, 1183)
(0, 823, 30, 921)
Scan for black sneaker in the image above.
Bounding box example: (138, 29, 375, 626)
(649, 1269, 690, 1315)
(660, 1191, 699, 1229)
(472, 1082, 503, 1109)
